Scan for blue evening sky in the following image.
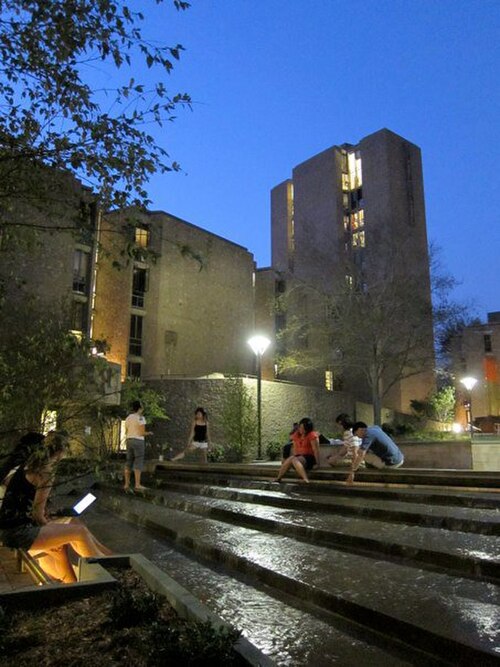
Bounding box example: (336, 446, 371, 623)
(134, 0, 499, 317)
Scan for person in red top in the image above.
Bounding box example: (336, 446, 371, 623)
(273, 417, 320, 483)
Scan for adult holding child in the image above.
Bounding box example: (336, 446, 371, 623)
(273, 417, 320, 484)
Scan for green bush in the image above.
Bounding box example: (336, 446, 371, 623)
(108, 582, 160, 629)
(147, 619, 240, 666)
(208, 443, 225, 463)
(266, 441, 282, 461)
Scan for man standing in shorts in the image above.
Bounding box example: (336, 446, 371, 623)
(123, 400, 152, 492)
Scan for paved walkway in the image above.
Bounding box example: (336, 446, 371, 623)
(0, 547, 34, 593)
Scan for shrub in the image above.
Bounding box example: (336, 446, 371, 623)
(148, 619, 240, 666)
(266, 441, 282, 461)
(108, 582, 160, 629)
(208, 443, 225, 463)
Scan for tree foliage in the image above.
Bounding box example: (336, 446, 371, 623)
(0, 0, 191, 235)
(0, 299, 109, 442)
(276, 244, 465, 424)
(220, 377, 257, 462)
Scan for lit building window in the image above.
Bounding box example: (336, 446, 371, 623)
(73, 249, 89, 294)
(345, 274, 353, 287)
(351, 209, 365, 230)
(325, 370, 333, 391)
(352, 231, 365, 248)
(348, 151, 362, 189)
(135, 226, 150, 248)
(341, 173, 350, 191)
(343, 215, 350, 232)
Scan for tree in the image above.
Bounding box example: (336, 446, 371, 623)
(277, 244, 465, 424)
(220, 377, 257, 462)
(0, 0, 191, 239)
(0, 299, 110, 444)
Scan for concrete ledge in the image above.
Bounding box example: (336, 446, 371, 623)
(127, 553, 274, 666)
(1, 552, 273, 666)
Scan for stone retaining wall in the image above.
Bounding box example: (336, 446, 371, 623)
(147, 377, 353, 458)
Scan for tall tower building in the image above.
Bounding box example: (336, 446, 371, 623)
(267, 128, 435, 414)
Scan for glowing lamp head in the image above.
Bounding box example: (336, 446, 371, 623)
(460, 376, 477, 392)
(248, 335, 271, 357)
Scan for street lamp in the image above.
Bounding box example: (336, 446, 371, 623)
(248, 334, 271, 460)
(460, 376, 478, 442)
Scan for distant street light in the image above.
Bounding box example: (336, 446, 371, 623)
(460, 376, 478, 442)
(248, 335, 271, 460)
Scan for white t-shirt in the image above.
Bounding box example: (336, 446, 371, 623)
(125, 412, 146, 440)
(343, 429, 362, 454)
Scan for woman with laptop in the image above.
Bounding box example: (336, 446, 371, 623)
(0, 430, 111, 583)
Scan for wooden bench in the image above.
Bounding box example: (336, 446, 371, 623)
(15, 548, 52, 585)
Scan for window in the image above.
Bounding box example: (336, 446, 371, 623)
(352, 231, 365, 248)
(341, 173, 350, 191)
(135, 225, 150, 248)
(343, 215, 350, 232)
(127, 361, 142, 379)
(129, 314, 143, 356)
(71, 300, 87, 332)
(484, 334, 492, 353)
(132, 267, 149, 308)
(275, 279, 286, 294)
(325, 370, 334, 391)
(348, 151, 362, 189)
(73, 249, 89, 294)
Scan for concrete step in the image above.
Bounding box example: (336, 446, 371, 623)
(85, 506, 432, 666)
(154, 461, 500, 490)
(99, 490, 500, 666)
(114, 485, 500, 583)
(154, 464, 500, 508)
(148, 476, 500, 536)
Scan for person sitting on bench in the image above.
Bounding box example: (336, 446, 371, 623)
(0, 431, 111, 583)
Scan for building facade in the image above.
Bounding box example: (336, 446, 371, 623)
(92, 209, 257, 380)
(259, 128, 435, 413)
(451, 312, 500, 430)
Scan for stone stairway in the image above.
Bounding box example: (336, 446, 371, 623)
(97, 464, 500, 666)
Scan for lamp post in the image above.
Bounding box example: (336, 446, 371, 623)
(460, 376, 478, 442)
(248, 334, 271, 460)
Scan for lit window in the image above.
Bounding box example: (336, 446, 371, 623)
(343, 215, 350, 232)
(348, 151, 362, 189)
(325, 370, 333, 391)
(352, 231, 365, 248)
(341, 173, 350, 191)
(345, 274, 353, 287)
(342, 193, 349, 208)
(358, 209, 364, 227)
(73, 249, 89, 293)
(135, 226, 150, 248)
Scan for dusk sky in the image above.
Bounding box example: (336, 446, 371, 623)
(134, 0, 499, 317)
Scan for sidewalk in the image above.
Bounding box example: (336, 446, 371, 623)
(0, 547, 35, 593)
